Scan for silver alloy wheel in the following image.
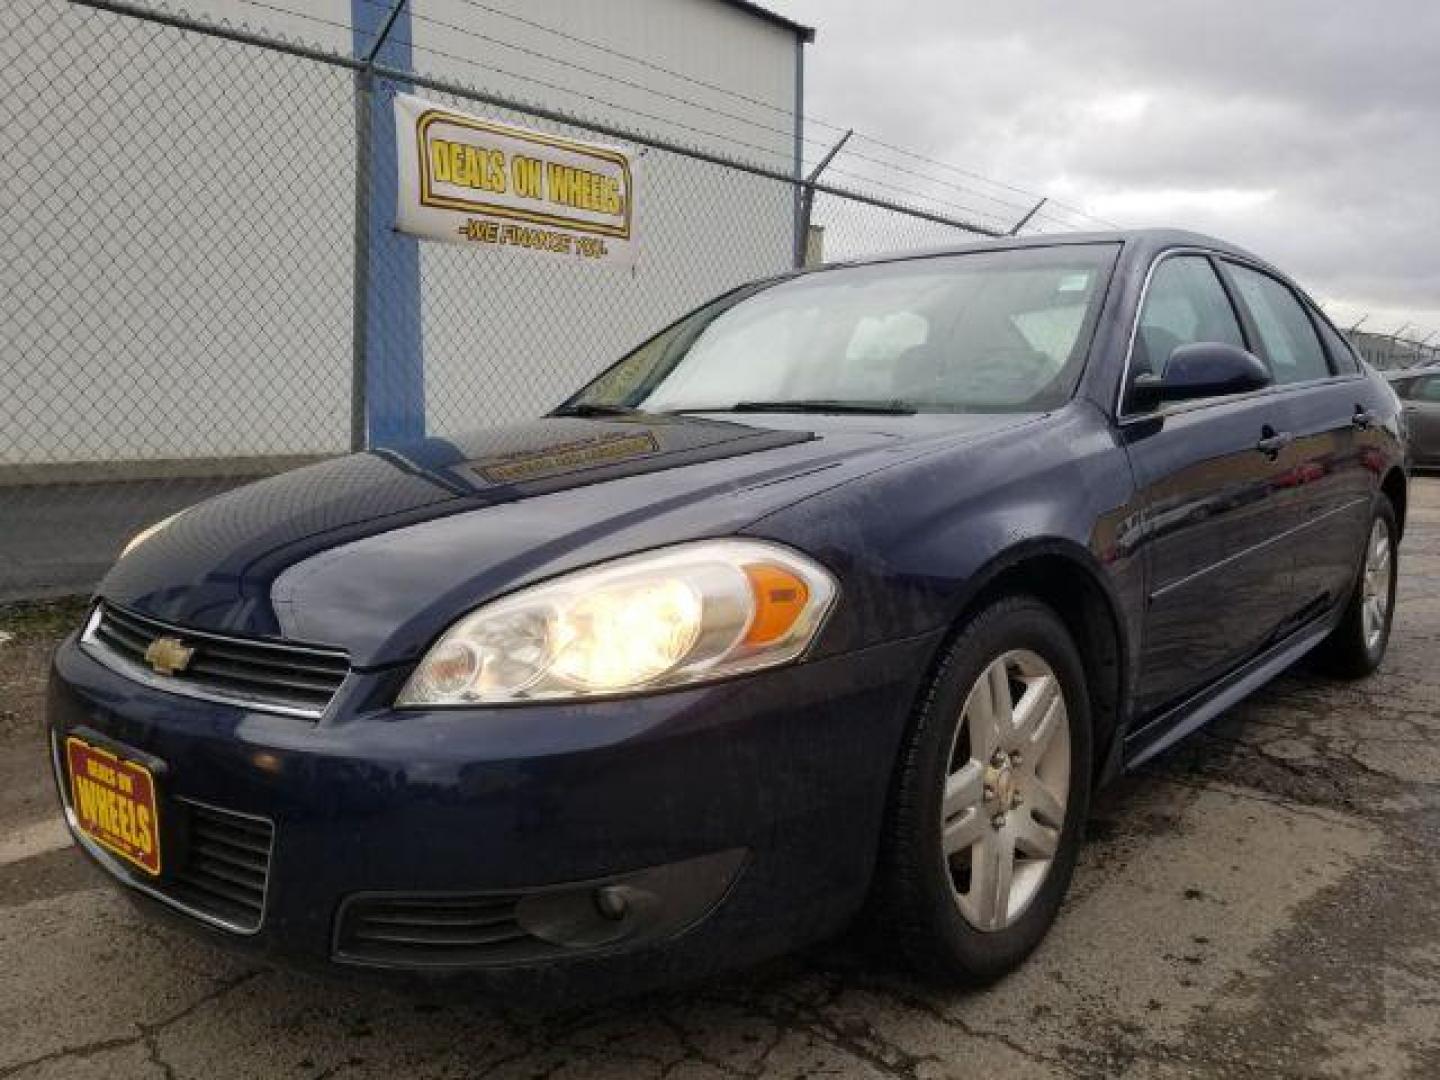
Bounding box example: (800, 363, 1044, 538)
(1362, 517, 1394, 651)
(941, 649, 1070, 932)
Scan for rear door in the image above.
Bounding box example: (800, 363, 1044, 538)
(1219, 262, 1375, 617)
(1121, 253, 1301, 716)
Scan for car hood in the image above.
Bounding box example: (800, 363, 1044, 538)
(101, 411, 1033, 666)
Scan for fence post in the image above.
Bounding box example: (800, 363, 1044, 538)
(794, 129, 852, 269)
(351, 0, 423, 451)
(790, 36, 805, 272)
(350, 65, 373, 452)
(1007, 197, 1046, 236)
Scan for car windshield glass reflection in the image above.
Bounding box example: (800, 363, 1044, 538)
(570, 244, 1119, 415)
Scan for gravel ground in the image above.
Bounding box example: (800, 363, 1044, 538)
(1, 481, 1437, 1079)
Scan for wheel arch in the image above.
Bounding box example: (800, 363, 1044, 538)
(931, 539, 1131, 786)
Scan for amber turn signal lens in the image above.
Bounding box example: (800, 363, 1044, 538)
(743, 564, 811, 646)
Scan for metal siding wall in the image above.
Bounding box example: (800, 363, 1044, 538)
(408, 0, 801, 434)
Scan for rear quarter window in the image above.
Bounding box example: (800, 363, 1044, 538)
(1312, 311, 1361, 374)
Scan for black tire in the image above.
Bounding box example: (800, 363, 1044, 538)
(1315, 497, 1399, 679)
(877, 595, 1093, 985)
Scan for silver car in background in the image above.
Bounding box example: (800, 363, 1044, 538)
(1388, 366, 1440, 467)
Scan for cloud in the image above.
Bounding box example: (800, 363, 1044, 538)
(774, 0, 1440, 335)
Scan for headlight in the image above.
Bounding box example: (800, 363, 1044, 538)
(397, 540, 838, 706)
(119, 510, 186, 558)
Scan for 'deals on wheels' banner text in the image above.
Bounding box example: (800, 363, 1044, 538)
(394, 93, 638, 267)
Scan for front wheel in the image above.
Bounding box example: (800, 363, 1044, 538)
(877, 596, 1092, 985)
(1315, 499, 1398, 678)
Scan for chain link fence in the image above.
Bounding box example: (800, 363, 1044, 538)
(1348, 331, 1440, 371)
(0, 0, 997, 599)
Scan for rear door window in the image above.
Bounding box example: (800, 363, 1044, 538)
(1414, 376, 1440, 403)
(1225, 264, 1332, 385)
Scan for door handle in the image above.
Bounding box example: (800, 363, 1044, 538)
(1352, 407, 1376, 430)
(1256, 427, 1294, 459)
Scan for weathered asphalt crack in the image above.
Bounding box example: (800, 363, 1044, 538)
(738, 992, 927, 1079)
(652, 1013, 752, 1078)
(0, 1034, 140, 1080)
(846, 976, 1086, 1078)
(0, 967, 265, 1079)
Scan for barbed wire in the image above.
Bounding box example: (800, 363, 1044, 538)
(168, 0, 1115, 234)
(230, 0, 378, 43)
(448, 0, 836, 127)
(354, 0, 828, 149)
(280, 0, 1108, 231)
(441, 0, 1110, 231)
(439, 0, 1118, 230)
(847, 132, 1118, 228)
(822, 166, 1017, 231)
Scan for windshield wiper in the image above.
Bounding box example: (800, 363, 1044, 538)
(683, 399, 917, 416)
(551, 403, 651, 418)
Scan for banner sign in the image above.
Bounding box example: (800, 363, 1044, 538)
(394, 93, 638, 267)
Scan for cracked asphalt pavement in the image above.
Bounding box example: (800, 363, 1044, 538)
(2, 480, 1438, 1079)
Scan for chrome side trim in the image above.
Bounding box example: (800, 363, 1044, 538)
(1149, 496, 1371, 602)
(78, 604, 342, 721)
(50, 731, 275, 937)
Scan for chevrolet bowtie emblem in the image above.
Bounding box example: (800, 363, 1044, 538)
(143, 636, 194, 676)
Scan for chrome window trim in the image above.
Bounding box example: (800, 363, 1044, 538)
(51, 731, 275, 936)
(1114, 246, 1360, 424)
(79, 604, 346, 721)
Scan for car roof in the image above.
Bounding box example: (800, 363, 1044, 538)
(1386, 365, 1440, 380)
(830, 228, 1278, 274)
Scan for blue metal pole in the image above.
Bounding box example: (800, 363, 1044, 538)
(352, 0, 424, 448)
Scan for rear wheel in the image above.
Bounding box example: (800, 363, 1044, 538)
(1316, 499, 1398, 679)
(878, 596, 1092, 984)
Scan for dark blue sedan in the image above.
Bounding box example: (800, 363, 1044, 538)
(48, 230, 1406, 992)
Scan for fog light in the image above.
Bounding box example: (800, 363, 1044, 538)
(594, 885, 629, 922)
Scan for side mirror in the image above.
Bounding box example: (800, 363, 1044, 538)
(1131, 342, 1271, 411)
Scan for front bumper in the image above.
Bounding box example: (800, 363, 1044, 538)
(47, 628, 938, 990)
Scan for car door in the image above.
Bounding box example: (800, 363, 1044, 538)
(1120, 252, 1301, 716)
(1401, 374, 1440, 465)
(1219, 262, 1375, 617)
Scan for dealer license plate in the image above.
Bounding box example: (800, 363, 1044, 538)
(65, 736, 162, 876)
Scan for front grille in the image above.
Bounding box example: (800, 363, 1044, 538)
(167, 800, 273, 932)
(84, 603, 349, 718)
(336, 895, 542, 968)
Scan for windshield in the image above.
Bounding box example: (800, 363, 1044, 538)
(569, 244, 1119, 415)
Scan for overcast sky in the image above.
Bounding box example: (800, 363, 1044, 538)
(770, 0, 1440, 339)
